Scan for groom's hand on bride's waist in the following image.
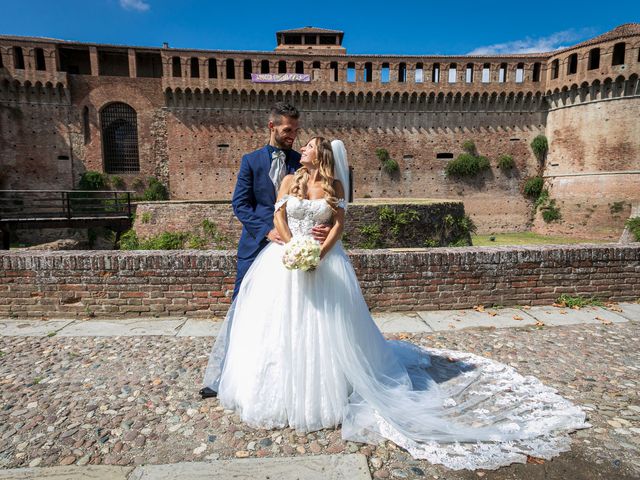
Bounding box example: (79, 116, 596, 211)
(267, 229, 284, 244)
(311, 225, 331, 243)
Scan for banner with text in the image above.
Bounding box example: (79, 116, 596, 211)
(251, 73, 311, 83)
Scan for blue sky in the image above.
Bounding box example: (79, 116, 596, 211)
(1, 1, 637, 55)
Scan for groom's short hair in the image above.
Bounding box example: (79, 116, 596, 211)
(269, 102, 300, 125)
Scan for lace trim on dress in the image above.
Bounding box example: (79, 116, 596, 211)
(337, 198, 346, 210)
(274, 195, 290, 212)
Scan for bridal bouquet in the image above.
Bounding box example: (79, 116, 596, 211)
(282, 236, 321, 271)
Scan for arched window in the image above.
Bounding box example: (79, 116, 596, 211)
(588, 48, 600, 70)
(465, 63, 474, 83)
(295, 61, 304, 74)
(35, 48, 46, 71)
(567, 54, 577, 75)
(278, 60, 287, 74)
(364, 62, 372, 82)
(190, 57, 199, 78)
(398, 62, 406, 82)
(551, 59, 559, 79)
(225, 59, 235, 79)
(347, 62, 355, 83)
(432, 63, 440, 83)
(532, 62, 541, 82)
(101, 102, 140, 173)
(13, 47, 25, 69)
(172, 57, 181, 77)
(243, 59, 252, 79)
(448, 63, 457, 83)
(330, 61, 338, 81)
(515, 63, 524, 83)
(208, 59, 217, 78)
(499, 63, 507, 82)
(261, 60, 270, 74)
(415, 63, 423, 83)
(381, 63, 390, 83)
(482, 63, 490, 83)
(612, 42, 625, 66)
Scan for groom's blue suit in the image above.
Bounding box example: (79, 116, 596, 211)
(231, 145, 301, 299)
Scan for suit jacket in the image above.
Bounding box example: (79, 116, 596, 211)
(232, 145, 301, 261)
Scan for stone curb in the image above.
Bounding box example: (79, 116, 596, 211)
(0, 303, 637, 337)
(0, 454, 371, 480)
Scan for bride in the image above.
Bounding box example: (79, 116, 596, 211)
(203, 137, 589, 470)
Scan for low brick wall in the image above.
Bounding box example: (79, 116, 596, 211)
(1, 244, 638, 318)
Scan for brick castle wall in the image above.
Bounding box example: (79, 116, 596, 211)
(1, 244, 638, 318)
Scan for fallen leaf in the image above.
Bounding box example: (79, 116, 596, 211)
(535, 320, 545, 327)
(571, 305, 581, 310)
(595, 316, 612, 325)
(521, 305, 531, 310)
(473, 305, 485, 312)
(446, 357, 457, 363)
(513, 315, 523, 321)
(559, 310, 567, 315)
(487, 311, 497, 317)
(448, 324, 456, 329)
(526, 455, 545, 465)
(552, 302, 564, 308)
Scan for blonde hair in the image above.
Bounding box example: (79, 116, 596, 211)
(289, 137, 339, 212)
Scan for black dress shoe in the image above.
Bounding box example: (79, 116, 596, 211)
(199, 387, 217, 399)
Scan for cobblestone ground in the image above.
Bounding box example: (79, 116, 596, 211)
(1, 321, 639, 479)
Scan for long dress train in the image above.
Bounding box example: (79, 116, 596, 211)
(203, 196, 589, 470)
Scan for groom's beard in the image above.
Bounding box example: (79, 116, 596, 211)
(273, 133, 295, 151)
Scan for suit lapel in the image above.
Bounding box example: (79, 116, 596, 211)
(261, 146, 277, 203)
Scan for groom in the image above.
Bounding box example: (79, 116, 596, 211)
(231, 102, 330, 299)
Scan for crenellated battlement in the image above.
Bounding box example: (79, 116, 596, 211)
(1, 24, 637, 101)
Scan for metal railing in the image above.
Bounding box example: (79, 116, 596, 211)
(0, 190, 134, 221)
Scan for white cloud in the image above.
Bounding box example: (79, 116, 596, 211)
(120, 0, 150, 12)
(467, 29, 594, 55)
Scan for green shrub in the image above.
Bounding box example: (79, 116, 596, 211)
(358, 224, 383, 249)
(378, 206, 420, 236)
(201, 219, 230, 248)
(119, 230, 140, 250)
(79, 171, 109, 190)
(140, 212, 152, 224)
(534, 189, 549, 209)
(445, 153, 490, 178)
(132, 178, 146, 191)
(140, 231, 188, 250)
(541, 199, 561, 223)
(375, 148, 390, 162)
(523, 176, 544, 198)
(497, 154, 515, 170)
(423, 238, 439, 248)
(143, 177, 170, 201)
(462, 140, 476, 155)
(458, 215, 477, 235)
(626, 217, 640, 242)
(556, 294, 604, 308)
(609, 201, 625, 214)
(530, 135, 548, 160)
(376, 148, 399, 176)
(382, 158, 399, 174)
(110, 176, 126, 190)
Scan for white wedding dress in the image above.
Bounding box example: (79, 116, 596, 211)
(203, 196, 589, 470)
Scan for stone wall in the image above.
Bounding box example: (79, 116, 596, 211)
(133, 200, 471, 249)
(1, 244, 638, 318)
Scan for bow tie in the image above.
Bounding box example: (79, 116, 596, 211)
(269, 149, 287, 192)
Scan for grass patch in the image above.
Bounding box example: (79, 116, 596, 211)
(472, 232, 607, 247)
(555, 294, 604, 308)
